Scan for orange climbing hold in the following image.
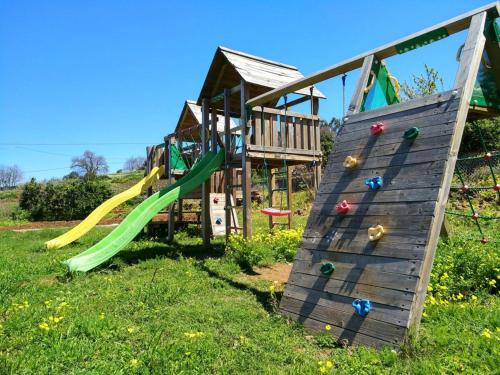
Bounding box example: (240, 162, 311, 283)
(343, 156, 358, 169)
(368, 225, 385, 241)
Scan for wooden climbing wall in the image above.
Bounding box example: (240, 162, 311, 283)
(280, 90, 465, 349)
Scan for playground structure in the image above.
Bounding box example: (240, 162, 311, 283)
(144, 47, 325, 242)
(47, 2, 500, 349)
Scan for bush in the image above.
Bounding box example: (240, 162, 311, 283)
(427, 238, 499, 305)
(460, 119, 500, 154)
(226, 228, 303, 269)
(18, 177, 112, 221)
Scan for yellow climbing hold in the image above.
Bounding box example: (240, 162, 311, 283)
(368, 225, 385, 241)
(343, 156, 358, 169)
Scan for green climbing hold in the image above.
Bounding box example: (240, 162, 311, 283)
(403, 127, 420, 140)
(320, 262, 335, 276)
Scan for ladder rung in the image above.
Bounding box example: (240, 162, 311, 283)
(225, 205, 238, 209)
(226, 184, 242, 188)
(230, 226, 242, 230)
(272, 188, 287, 192)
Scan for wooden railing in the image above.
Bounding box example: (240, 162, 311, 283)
(248, 106, 321, 156)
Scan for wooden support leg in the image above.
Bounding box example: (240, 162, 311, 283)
(439, 217, 450, 243)
(168, 201, 175, 242)
(287, 165, 293, 228)
(267, 167, 274, 230)
(242, 159, 252, 239)
(177, 199, 183, 222)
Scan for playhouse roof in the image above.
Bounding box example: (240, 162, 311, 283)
(197, 46, 326, 108)
(174, 100, 238, 137)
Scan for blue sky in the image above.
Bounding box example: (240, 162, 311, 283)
(0, 0, 492, 180)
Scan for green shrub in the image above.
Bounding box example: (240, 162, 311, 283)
(226, 228, 303, 269)
(427, 238, 499, 304)
(18, 177, 112, 221)
(460, 119, 500, 154)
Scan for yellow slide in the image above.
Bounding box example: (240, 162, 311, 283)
(45, 165, 165, 250)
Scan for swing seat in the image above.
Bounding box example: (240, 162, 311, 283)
(260, 208, 291, 217)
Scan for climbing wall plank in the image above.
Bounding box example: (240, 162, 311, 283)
(280, 90, 463, 348)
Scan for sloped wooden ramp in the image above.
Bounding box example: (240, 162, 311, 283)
(280, 90, 466, 349)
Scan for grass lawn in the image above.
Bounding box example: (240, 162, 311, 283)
(0, 223, 498, 374)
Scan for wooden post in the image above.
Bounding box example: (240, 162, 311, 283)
(224, 88, 232, 239)
(241, 80, 252, 239)
(347, 54, 374, 115)
(201, 98, 211, 246)
(311, 97, 322, 190)
(166, 136, 175, 242)
(409, 11, 487, 329)
(267, 167, 274, 230)
(286, 165, 293, 229)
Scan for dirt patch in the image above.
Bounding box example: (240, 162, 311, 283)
(244, 263, 292, 283)
(0, 218, 122, 232)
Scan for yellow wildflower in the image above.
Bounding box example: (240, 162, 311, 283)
(481, 329, 492, 339)
(456, 293, 464, 300)
(39, 322, 50, 331)
(488, 279, 496, 286)
(319, 366, 327, 374)
(427, 285, 433, 292)
(325, 325, 331, 332)
(99, 313, 105, 320)
(129, 359, 139, 367)
(318, 361, 324, 366)
(496, 327, 500, 333)
(471, 295, 478, 302)
(325, 360, 333, 368)
(127, 327, 135, 334)
(269, 284, 276, 293)
(422, 312, 428, 318)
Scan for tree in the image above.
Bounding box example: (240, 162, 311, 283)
(401, 64, 444, 100)
(123, 156, 146, 171)
(320, 117, 340, 168)
(71, 150, 109, 178)
(0, 165, 23, 189)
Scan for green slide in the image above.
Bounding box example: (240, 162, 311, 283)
(65, 149, 224, 272)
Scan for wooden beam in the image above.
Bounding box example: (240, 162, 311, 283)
(275, 95, 311, 110)
(348, 54, 374, 115)
(224, 88, 232, 239)
(253, 106, 320, 120)
(410, 11, 488, 329)
(246, 2, 499, 107)
(241, 80, 252, 239)
(201, 98, 211, 246)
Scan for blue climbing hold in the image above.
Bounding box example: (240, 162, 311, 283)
(365, 176, 383, 190)
(352, 299, 371, 317)
(215, 217, 223, 225)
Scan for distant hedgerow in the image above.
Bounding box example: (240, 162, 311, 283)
(18, 177, 112, 221)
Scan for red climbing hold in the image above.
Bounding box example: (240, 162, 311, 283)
(370, 122, 384, 135)
(471, 212, 479, 220)
(481, 238, 488, 244)
(484, 152, 492, 161)
(494, 183, 500, 192)
(461, 185, 470, 193)
(213, 197, 219, 204)
(335, 200, 350, 214)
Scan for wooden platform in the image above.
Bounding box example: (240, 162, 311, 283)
(280, 90, 465, 349)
